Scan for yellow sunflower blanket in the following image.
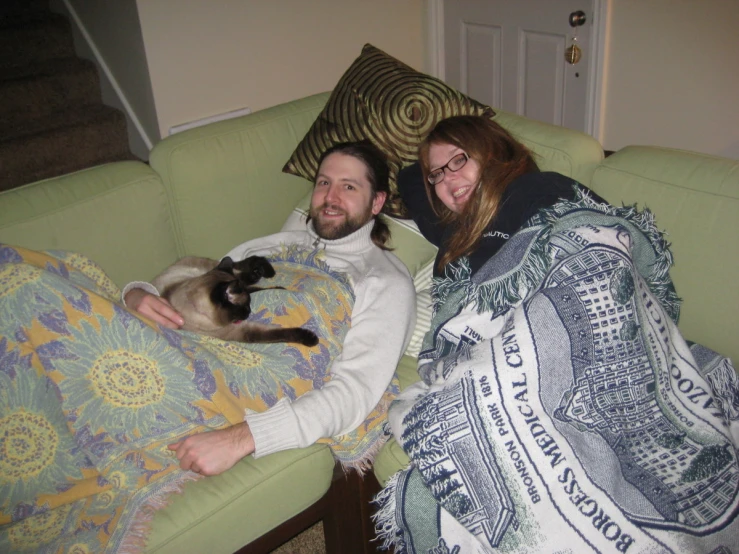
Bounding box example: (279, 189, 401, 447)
(0, 244, 399, 553)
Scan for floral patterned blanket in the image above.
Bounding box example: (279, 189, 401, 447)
(0, 244, 397, 553)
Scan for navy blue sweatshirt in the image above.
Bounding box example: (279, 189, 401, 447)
(398, 162, 605, 277)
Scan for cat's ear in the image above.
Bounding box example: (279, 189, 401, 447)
(216, 256, 235, 273)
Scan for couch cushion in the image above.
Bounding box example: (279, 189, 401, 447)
(0, 161, 178, 286)
(493, 110, 604, 185)
(373, 354, 418, 485)
(145, 445, 334, 553)
(395, 353, 422, 392)
(149, 94, 329, 260)
(374, 438, 411, 487)
(283, 43, 497, 218)
(589, 146, 739, 363)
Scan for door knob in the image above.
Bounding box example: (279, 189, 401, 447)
(569, 10, 586, 27)
(566, 10, 586, 65)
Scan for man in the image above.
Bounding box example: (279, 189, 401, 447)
(124, 141, 416, 475)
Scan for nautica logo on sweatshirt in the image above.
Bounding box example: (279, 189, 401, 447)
(483, 230, 510, 239)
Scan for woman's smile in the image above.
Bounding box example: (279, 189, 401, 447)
(452, 185, 472, 199)
(428, 142, 481, 213)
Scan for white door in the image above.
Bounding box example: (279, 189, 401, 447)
(439, 0, 602, 134)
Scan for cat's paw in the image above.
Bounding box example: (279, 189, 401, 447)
(234, 256, 275, 284)
(296, 329, 319, 347)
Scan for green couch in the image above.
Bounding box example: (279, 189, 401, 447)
(1, 92, 737, 553)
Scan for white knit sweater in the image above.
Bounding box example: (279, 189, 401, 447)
(124, 219, 415, 458)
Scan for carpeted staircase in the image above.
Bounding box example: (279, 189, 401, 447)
(0, 0, 136, 193)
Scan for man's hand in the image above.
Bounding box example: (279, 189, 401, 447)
(125, 289, 184, 329)
(167, 422, 256, 476)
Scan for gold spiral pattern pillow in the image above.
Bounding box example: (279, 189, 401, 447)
(283, 43, 496, 218)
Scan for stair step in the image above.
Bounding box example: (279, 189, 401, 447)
(0, 104, 135, 192)
(0, 14, 75, 68)
(0, 57, 101, 125)
(0, 6, 138, 193)
(0, 0, 50, 28)
(0, 102, 125, 142)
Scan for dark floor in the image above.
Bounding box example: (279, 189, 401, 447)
(271, 522, 326, 553)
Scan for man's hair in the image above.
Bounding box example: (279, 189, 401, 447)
(419, 116, 538, 269)
(314, 140, 392, 249)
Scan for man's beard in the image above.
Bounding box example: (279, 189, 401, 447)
(310, 203, 373, 240)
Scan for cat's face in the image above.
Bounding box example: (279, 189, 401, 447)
(310, 152, 386, 240)
(172, 270, 251, 332)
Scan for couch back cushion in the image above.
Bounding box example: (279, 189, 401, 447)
(589, 146, 739, 363)
(0, 161, 178, 286)
(148, 90, 605, 362)
(148, 88, 603, 261)
(494, 110, 604, 185)
(149, 93, 331, 260)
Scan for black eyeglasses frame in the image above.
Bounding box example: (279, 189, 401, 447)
(427, 152, 470, 186)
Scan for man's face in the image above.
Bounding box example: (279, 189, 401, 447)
(309, 153, 386, 240)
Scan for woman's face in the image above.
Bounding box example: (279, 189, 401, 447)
(427, 142, 481, 213)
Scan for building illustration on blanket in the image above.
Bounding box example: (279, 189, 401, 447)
(382, 216, 739, 554)
(401, 378, 518, 547)
(542, 241, 739, 530)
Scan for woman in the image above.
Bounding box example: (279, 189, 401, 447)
(399, 115, 604, 277)
(378, 115, 738, 554)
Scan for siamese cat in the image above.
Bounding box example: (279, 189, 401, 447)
(151, 255, 318, 346)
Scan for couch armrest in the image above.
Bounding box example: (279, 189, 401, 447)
(590, 146, 739, 363)
(0, 161, 178, 286)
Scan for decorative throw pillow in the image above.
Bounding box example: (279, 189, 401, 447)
(282, 43, 496, 217)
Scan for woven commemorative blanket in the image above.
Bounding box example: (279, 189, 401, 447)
(375, 193, 739, 553)
(0, 244, 398, 553)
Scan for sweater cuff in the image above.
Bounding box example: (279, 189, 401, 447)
(121, 281, 160, 306)
(245, 397, 301, 458)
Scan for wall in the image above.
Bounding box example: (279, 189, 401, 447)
(137, 0, 423, 138)
(53, 0, 159, 159)
(601, 0, 738, 158)
(55, 1, 737, 159)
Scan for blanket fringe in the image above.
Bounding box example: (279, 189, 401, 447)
(473, 229, 552, 315)
(372, 469, 407, 553)
(433, 189, 682, 322)
(704, 358, 739, 421)
(117, 472, 202, 554)
(432, 258, 473, 315)
(431, 227, 553, 317)
(334, 428, 392, 476)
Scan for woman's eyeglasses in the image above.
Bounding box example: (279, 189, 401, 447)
(427, 153, 469, 186)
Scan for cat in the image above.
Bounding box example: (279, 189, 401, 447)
(151, 255, 319, 346)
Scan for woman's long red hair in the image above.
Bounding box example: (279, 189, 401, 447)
(419, 116, 538, 271)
